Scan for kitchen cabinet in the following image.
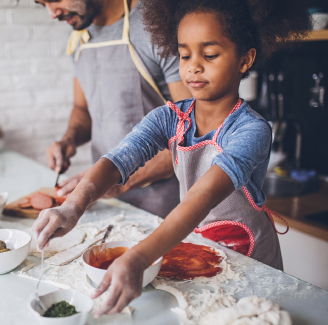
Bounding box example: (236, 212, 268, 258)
(276, 223, 328, 291)
(267, 181, 328, 290)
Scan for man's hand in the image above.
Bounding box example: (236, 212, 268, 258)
(56, 169, 89, 197)
(91, 249, 147, 318)
(32, 204, 81, 251)
(47, 139, 76, 174)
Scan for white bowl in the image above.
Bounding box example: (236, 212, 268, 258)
(0, 228, 31, 274)
(29, 289, 93, 325)
(0, 191, 9, 215)
(83, 240, 163, 288)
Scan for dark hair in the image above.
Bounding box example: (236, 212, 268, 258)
(142, 0, 308, 70)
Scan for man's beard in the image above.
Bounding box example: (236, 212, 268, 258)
(57, 0, 102, 30)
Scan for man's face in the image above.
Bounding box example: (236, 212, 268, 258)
(35, 0, 102, 30)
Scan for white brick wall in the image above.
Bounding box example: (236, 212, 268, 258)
(0, 0, 92, 177)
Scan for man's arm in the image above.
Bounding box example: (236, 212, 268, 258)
(104, 80, 191, 198)
(47, 78, 91, 173)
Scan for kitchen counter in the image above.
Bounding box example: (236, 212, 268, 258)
(266, 181, 328, 241)
(1, 150, 328, 325)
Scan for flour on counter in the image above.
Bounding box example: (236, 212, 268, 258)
(17, 215, 153, 313)
(200, 296, 292, 325)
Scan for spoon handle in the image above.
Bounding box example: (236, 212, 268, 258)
(101, 225, 113, 244)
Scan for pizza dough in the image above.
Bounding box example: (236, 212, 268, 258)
(200, 296, 292, 325)
(27, 228, 86, 258)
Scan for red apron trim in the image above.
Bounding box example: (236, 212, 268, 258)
(167, 99, 242, 163)
(167, 99, 195, 161)
(242, 187, 289, 235)
(177, 139, 222, 153)
(194, 220, 255, 257)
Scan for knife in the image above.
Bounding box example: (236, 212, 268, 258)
(54, 171, 61, 188)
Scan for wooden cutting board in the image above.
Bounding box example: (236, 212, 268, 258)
(3, 188, 56, 219)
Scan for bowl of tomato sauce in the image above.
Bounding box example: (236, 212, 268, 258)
(82, 240, 163, 288)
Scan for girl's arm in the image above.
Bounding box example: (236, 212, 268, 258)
(92, 164, 234, 317)
(33, 105, 175, 250)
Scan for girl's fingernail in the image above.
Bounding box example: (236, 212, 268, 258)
(57, 190, 63, 196)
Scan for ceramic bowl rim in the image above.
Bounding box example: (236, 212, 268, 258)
(82, 240, 163, 270)
(0, 228, 31, 252)
(29, 288, 93, 319)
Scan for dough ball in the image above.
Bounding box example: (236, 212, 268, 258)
(200, 296, 291, 325)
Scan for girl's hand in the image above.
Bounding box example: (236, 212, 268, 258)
(92, 249, 148, 318)
(32, 204, 81, 251)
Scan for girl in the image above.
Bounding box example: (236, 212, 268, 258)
(33, 0, 307, 317)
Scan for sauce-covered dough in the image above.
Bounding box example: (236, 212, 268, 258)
(158, 242, 223, 280)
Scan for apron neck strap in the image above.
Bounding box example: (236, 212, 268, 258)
(167, 99, 195, 143)
(122, 0, 130, 42)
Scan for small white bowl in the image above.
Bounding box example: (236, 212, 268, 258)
(0, 191, 9, 215)
(0, 228, 31, 274)
(83, 240, 163, 288)
(29, 289, 93, 325)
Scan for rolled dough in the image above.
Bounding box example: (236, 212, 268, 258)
(27, 228, 86, 258)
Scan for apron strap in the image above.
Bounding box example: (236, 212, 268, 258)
(167, 100, 195, 164)
(66, 29, 90, 56)
(243, 186, 289, 234)
(128, 44, 166, 103)
(122, 0, 130, 42)
(66, 0, 166, 102)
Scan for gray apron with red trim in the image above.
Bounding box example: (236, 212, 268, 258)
(167, 99, 284, 270)
(72, 0, 180, 217)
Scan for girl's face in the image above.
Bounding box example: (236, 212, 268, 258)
(178, 11, 253, 102)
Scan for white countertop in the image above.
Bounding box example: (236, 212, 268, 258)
(1, 150, 328, 325)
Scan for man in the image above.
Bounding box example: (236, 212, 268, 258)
(37, 0, 191, 217)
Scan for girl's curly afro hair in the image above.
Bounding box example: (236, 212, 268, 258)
(141, 0, 308, 60)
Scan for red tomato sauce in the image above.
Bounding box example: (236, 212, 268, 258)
(88, 246, 129, 270)
(158, 242, 222, 280)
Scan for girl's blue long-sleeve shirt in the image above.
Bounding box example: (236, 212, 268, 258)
(103, 98, 272, 206)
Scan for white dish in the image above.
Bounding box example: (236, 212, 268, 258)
(0, 191, 9, 215)
(29, 289, 93, 325)
(0, 228, 31, 274)
(83, 240, 163, 288)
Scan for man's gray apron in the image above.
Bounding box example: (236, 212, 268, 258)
(167, 99, 286, 270)
(67, 0, 180, 217)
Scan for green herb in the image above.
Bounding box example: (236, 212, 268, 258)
(43, 300, 78, 318)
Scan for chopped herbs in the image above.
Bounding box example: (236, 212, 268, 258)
(43, 300, 78, 318)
